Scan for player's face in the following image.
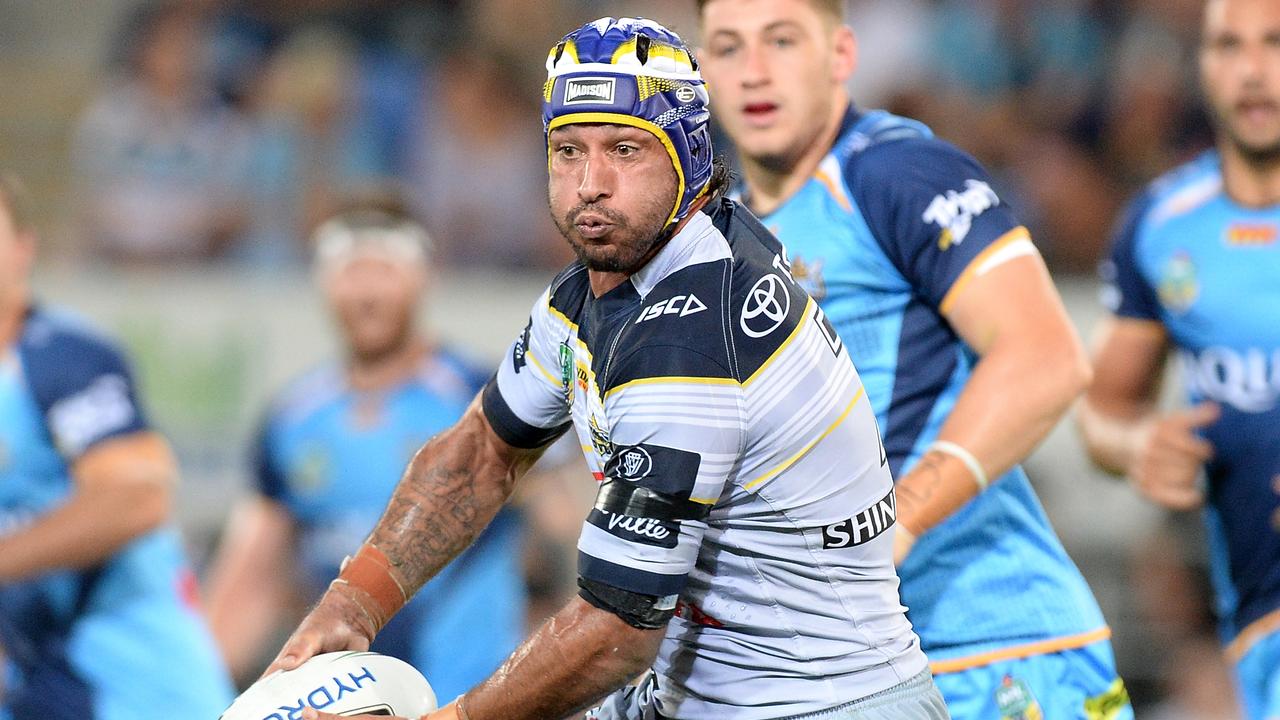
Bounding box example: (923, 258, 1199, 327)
(698, 0, 855, 171)
(322, 256, 424, 362)
(548, 123, 678, 274)
(1201, 0, 1280, 161)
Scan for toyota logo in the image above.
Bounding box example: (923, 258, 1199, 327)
(741, 274, 791, 338)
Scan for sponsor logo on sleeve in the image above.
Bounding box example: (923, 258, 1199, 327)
(512, 318, 532, 373)
(47, 374, 136, 456)
(821, 489, 896, 549)
(741, 273, 791, 338)
(564, 77, 616, 105)
(615, 446, 653, 480)
(922, 179, 1000, 250)
(588, 508, 679, 548)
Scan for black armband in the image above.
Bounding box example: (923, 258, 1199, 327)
(578, 577, 678, 630)
(593, 480, 711, 522)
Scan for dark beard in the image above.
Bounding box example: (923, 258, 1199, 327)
(554, 203, 670, 274)
(1232, 133, 1280, 168)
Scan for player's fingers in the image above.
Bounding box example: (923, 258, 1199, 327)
(1151, 425, 1215, 462)
(264, 633, 321, 676)
(1177, 401, 1222, 429)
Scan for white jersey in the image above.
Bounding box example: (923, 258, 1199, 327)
(481, 198, 927, 718)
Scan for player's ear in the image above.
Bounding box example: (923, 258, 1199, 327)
(831, 25, 857, 86)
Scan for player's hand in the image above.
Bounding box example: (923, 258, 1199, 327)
(1129, 402, 1220, 511)
(265, 582, 378, 676)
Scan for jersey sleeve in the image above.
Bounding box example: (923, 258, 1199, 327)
(250, 413, 287, 501)
(481, 288, 573, 449)
(21, 324, 150, 461)
(1099, 192, 1161, 320)
(847, 137, 1035, 313)
(576, 347, 744, 599)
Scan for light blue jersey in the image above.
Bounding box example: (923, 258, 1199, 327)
(1105, 150, 1280, 718)
(255, 348, 524, 702)
(0, 306, 233, 720)
(737, 107, 1124, 715)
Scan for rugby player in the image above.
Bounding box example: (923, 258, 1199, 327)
(0, 172, 232, 718)
(270, 18, 948, 720)
(1078, 1, 1280, 716)
(697, 0, 1131, 716)
(204, 200, 524, 700)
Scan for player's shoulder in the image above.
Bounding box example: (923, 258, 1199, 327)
(835, 110, 978, 187)
(19, 305, 126, 363)
(710, 199, 816, 380)
(1133, 150, 1224, 232)
(609, 206, 740, 385)
(543, 262, 591, 329)
(17, 306, 136, 396)
(267, 361, 346, 429)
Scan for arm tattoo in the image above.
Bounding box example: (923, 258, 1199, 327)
(367, 405, 529, 595)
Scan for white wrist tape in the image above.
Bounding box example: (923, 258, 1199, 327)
(928, 440, 989, 491)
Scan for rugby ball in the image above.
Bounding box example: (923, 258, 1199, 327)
(221, 651, 438, 719)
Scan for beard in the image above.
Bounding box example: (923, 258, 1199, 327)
(1227, 126, 1280, 167)
(552, 198, 674, 275)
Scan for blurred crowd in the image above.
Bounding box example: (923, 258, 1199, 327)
(50, 0, 1214, 273)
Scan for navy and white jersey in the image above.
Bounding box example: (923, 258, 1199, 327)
(484, 199, 927, 718)
(739, 107, 1110, 672)
(0, 306, 232, 719)
(1104, 150, 1280, 655)
(253, 350, 523, 701)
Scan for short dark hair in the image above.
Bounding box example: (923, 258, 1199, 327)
(0, 173, 34, 233)
(695, 0, 844, 22)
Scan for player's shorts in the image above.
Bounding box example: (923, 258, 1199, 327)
(586, 669, 949, 719)
(932, 640, 1131, 719)
(1234, 628, 1280, 719)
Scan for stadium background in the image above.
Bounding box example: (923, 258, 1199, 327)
(0, 0, 1233, 715)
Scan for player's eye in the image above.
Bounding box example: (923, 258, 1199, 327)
(555, 145, 582, 160)
(615, 143, 639, 157)
(770, 34, 798, 49)
(708, 39, 740, 58)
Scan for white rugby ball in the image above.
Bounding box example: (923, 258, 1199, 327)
(221, 651, 438, 719)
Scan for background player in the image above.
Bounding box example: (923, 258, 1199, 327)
(696, 1, 1131, 717)
(0, 172, 232, 718)
(269, 17, 946, 720)
(1077, 0, 1280, 716)
(204, 198, 525, 700)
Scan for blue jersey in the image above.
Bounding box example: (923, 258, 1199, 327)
(255, 349, 524, 702)
(740, 108, 1109, 668)
(0, 306, 232, 720)
(1105, 151, 1280, 649)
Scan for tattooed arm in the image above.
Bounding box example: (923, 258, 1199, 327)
(267, 396, 546, 672)
(892, 254, 1091, 563)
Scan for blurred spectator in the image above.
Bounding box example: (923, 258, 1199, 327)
(70, 2, 250, 265)
(204, 195, 525, 694)
(405, 46, 570, 270)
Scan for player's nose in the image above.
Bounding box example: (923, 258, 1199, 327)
(577, 157, 615, 203)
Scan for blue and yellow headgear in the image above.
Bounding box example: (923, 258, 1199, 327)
(543, 17, 713, 229)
